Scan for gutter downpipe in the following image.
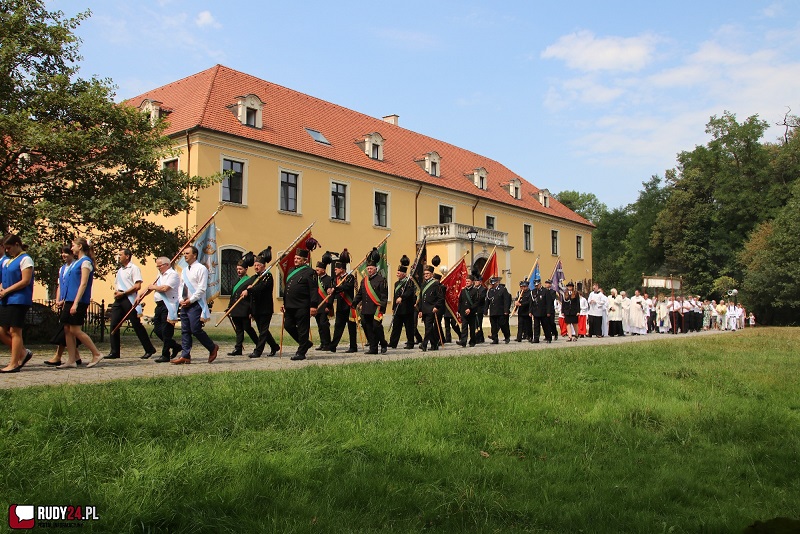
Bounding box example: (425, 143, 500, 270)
(415, 184, 423, 242)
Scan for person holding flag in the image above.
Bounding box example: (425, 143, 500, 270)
(514, 279, 533, 342)
(329, 250, 359, 354)
(457, 275, 479, 347)
(471, 274, 487, 344)
(171, 245, 219, 364)
(388, 255, 417, 349)
(242, 248, 281, 358)
(313, 257, 334, 351)
(147, 256, 181, 362)
(106, 248, 157, 361)
(417, 265, 445, 351)
(352, 248, 388, 354)
(281, 248, 320, 361)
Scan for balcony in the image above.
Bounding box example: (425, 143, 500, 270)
(418, 223, 508, 246)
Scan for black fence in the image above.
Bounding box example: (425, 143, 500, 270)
(25, 299, 107, 344)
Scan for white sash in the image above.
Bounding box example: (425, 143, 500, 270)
(117, 268, 142, 314)
(182, 267, 210, 320)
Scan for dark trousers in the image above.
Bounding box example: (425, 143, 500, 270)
(533, 315, 553, 342)
(231, 315, 258, 351)
(315, 312, 332, 348)
(443, 316, 461, 343)
(516, 314, 532, 341)
(253, 313, 279, 355)
(361, 314, 386, 353)
(110, 297, 156, 356)
(608, 320, 624, 337)
(459, 313, 477, 346)
(421, 312, 441, 349)
(153, 301, 180, 358)
(284, 307, 312, 354)
(180, 302, 215, 356)
(670, 311, 683, 333)
(490, 314, 510, 342)
(474, 312, 485, 342)
(331, 310, 358, 350)
(389, 312, 416, 348)
(588, 315, 604, 336)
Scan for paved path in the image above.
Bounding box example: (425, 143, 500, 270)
(0, 330, 728, 390)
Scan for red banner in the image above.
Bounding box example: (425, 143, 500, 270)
(278, 231, 313, 284)
(441, 256, 469, 323)
(480, 250, 498, 286)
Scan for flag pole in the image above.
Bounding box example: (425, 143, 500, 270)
(479, 245, 498, 279)
(110, 204, 225, 335)
(316, 233, 390, 310)
(441, 251, 470, 323)
(215, 221, 316, 326)
(511, 255, 539, 317)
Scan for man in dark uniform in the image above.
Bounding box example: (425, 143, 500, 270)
(352, 257, 388, 354)
(486, 276, 511, 344)
(313, 260, 333, 351)
(388, 257, 416, 349)
(226, 259, 259, 355)
(544, 279, 559, 341)
(457, 274, 478, 347)
(417, 266, 445, 351)
(514, 279, 533, 342)
(531, 278, 555, 343)
(473, 275, 487, 343)
(329, 260, 358, 353)
(281, 248, 320, 361)
(242, 251, 280, 358)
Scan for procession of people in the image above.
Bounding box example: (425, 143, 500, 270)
(0, 230, 749, 373)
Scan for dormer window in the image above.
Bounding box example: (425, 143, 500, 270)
(139, 99, 165, 126)
(416, 151, 441, 177)
(232, 94, 263, 128)
(509, 179, 521, 200)
(538, 188, 550, 207)
(362, 132, 384, 161)
(470, 167, 488, 190)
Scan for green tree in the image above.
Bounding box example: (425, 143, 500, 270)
(591, 207, 632, 291)
(553, 190, 608, 225)
(0, 1, 215, 292)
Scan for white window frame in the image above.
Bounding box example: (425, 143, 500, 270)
(330, 179, 350, 222)
(551, 229, 559, 256)
(374, 189, 390, 228)
(219, 245, 246, 296)
(438, 203, 454, 224)
(220, 155, 247, 206)
(523, 223, 533, 252)
(162, 157, 179, 172)
(485, 215, 496, 230)
(278, 168, 302, 215)
(576, 234, 584, 260)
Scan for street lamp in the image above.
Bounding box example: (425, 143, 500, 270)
(466, 227, 478, 270)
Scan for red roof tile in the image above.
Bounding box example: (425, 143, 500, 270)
(127, 65, 593, 227)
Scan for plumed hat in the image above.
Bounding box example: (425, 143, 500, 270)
(397, 254, 410, 273)
(254, 247, 272, 264)
(366, 247, 381, 267)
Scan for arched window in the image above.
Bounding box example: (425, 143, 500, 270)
(220, 248, 244, 295)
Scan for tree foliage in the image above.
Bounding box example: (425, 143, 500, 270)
(0, 1, 215, 291)
(553, 190, 607, 225)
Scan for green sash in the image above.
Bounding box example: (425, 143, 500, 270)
(286, 264, 309, 282)
(232, 275, 250, 296)
(421, 279, 436, 299)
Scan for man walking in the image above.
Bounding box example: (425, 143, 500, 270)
(486, 277, 511, 344)
(148, 257, 181, 363)
(281, 249, 320, 361)
(242, 251, 281, 358)
(171, 245, 219, 364)
(107, 248, 157, 360)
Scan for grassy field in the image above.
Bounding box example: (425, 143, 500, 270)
(1, 328, 798, 533)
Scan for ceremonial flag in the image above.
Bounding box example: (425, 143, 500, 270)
(278, 230, 313, 283)
(411, 237, 427, 293)
(480, 248, 497, 286)
(441, 255, 469, 323)
(550, 258, 566, 299)
(177, 221, 220, 303)
(527, 258, 541, 291)
(357, 240, 389, 279)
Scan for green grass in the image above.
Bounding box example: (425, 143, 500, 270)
(1, 328, 799, 533)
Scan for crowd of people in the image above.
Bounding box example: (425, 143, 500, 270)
(0, 235, 752, 373)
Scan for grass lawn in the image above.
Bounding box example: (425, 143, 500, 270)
(1, 328, 798, 533)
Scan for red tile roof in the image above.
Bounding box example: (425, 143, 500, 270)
(127, 65, 593, 227)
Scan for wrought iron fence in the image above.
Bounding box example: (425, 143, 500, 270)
(26, 299, 107, 344)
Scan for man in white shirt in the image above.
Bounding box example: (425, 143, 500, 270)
(587, 284, 608, 337)
(171, 246, 219, 364)
(106, 248, 157, 360)
(148, 257, 181, 363)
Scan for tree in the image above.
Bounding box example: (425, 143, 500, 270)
(553, 190, 608, 225)
(0, 1, 215, 292)
(591, 207, 632, 291)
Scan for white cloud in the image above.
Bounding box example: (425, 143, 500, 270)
(195, 10, 221, 29)
(541, 30, 659, 72)
(761, 2, 784, 18)
(374, 28, 438, 50)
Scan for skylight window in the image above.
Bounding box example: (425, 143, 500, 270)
(305, 128, 330, 145)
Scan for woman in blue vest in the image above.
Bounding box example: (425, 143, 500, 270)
(45, 245, 83, 366)
(59, 237, 103, 368)
(0, 234, 35, 373)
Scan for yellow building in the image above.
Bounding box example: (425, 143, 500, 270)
(111, 65, 592, 310)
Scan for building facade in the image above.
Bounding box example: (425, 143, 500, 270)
(108, 65, 593, 309)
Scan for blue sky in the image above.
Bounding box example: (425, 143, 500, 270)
(51, 0, 800, 209)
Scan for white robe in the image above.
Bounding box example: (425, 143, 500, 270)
(629, 295, 648, 334)
(620, 297, 632, 333)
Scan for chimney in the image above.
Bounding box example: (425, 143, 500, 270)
(382, 114, 399, 126)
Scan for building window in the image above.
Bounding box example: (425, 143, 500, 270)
(551, 230, 559, 255)
(280, 171, 298, 212)
(539, 189, 551, 207)
(331, 182, 347, 221)
(439, 205, 453, 224)
(306, 128, 330, 145)
(220, 248, 243, 296)
(417, 151, 441, 176)
(479, 175, 485, 190)
(524, 224, 532, 251)
(430, 160, 438, 177)
(374, 191, 388, 227)
(486, 216, 495, 230)
(245, 107, 257, 127)
(222, 159, 243, 204)
(509, 179, 521, 200)
(372, 143, 380, 159)
(576, 235, 583, 259)
(163, 159, 178, 173)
